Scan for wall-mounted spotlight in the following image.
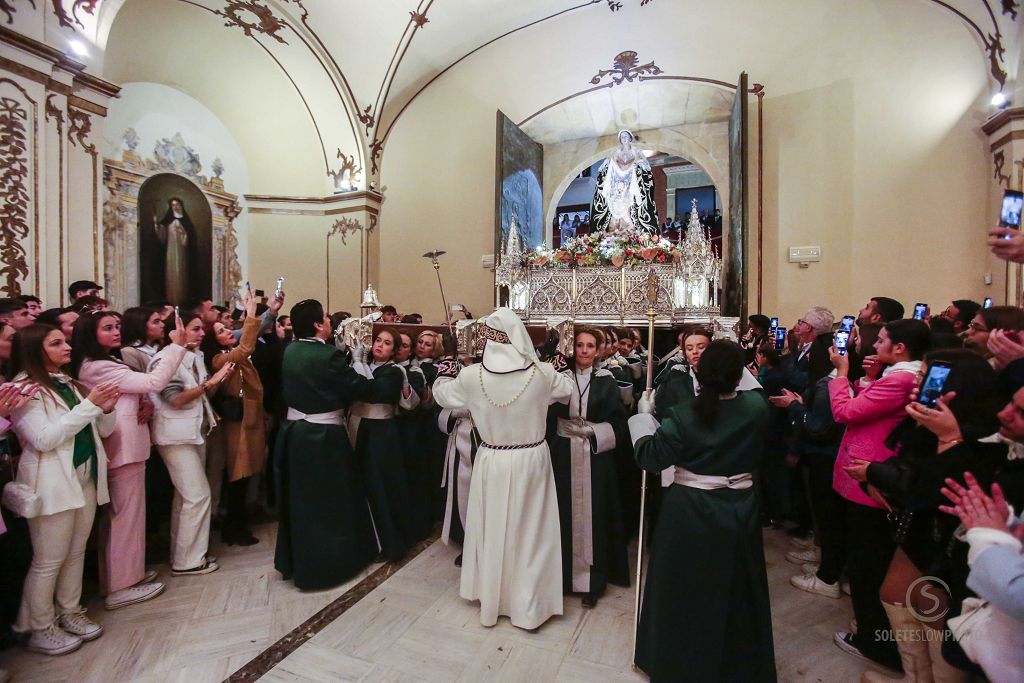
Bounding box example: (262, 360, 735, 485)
(69, 40, 89, 57)
(991, 91, 1009, 109)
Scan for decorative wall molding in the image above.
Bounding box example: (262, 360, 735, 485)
(0, 93, 31, 296)
(328, 148, 362, 192)
(994, 149, 1011, 186)
(589, 50, 662, 87)
(52, 0, 99, 30)
(605, 0, 653, 11)
(925, 0, 1014, 87)
(46, 93, 67, 294)
(216, 0, 290, 45)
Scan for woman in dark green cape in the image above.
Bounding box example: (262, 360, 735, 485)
(548, 327, 630, 608)
(348, 329, 416, 561)
(630, 340, 776, 682)
(394, 332, 433, 543)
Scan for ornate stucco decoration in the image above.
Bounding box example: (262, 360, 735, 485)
(0, 95, 30, 296)
(52, 0, 99, 30)
(925, 0, 1014, 87)
(216, 0, 290, 45)
(590, 51, 663, 87)
(994, 150, 1011, 187)
(150, 132, 203, 178)
(328, 148, 362, 192)
(606, 0, 654, 12)
(328, 216, 363, 245)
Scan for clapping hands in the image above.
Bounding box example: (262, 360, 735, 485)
(0, 382, 39, 419)
(940, 472, 1017, 535)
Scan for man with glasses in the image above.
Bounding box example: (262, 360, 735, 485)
(939, 299, 981, 335)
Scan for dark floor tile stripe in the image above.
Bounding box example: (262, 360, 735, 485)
(226, 530, 442, 682)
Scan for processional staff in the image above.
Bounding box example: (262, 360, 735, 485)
(632, 266, 658, 666)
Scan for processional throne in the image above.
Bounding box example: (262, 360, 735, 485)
(494, 200, 737, 338)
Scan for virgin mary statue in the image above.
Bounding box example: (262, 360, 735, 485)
(591, 129, 658, 235)
(154, 197, 198, 304)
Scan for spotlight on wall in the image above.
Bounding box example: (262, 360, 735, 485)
(69, 40, 89, 57)
(991, 91, 1009, 109)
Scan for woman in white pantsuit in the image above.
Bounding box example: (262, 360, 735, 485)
(434, 308, 573, 630)
(148, 312, 234, 576)
(9, 324, 120, 656)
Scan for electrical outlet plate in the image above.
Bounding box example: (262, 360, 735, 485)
(788, 246, 821, 263)
(481, 254, 495, 269)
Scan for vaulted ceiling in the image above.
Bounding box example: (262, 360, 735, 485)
(86, 0, 1021, 194)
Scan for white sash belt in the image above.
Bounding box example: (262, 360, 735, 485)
(673, 466, 753, 490)
(285, 407, 344, 425)
(556, 417, 595, 591)
(346, 402, 397, 448)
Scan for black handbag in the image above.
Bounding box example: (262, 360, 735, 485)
(213, 372, 244, 422)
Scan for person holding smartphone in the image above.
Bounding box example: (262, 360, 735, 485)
(842, 351, 1005, 682)
(148, 312, 235, 576)
(72, 310, 189, 610)
(8, 324, 120, 655)
(827, 319, 931, 670)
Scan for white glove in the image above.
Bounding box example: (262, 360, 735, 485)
(395, 363, 411, 390)
(637, 389, 655, 415)
(333, 323, 347, 351)
(353, 344, 369, 365)
(360, 311, 383, 323)
(351, 360, 373, 379)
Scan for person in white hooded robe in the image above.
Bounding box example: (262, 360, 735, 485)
(433, 308, 574, 630)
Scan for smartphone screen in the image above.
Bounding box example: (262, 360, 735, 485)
(774, 327, 787, 350)
(984, 297, 993, 309)
(840, 316, 855, 333)
(918, 362, 952, 408)
(1001, 190, 1023, 228)
(770, 317, 779, 330)
(834, 330, 851, 356)
(913, 303, 928, 320)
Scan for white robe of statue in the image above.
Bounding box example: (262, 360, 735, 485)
(433, 309, 573, 630)
(155, 211, 189, 304)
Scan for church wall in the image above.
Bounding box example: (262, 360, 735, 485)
(102, 83, 252, 283)
(246, 212, 363, 315)
(377, 0, 999, 325)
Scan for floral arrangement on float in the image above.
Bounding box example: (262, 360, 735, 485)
(530, 230, 679, 269)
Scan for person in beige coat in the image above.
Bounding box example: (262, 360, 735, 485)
(9, 323, 119, 656)
(201, 293, 266, 546)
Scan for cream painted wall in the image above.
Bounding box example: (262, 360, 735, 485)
(103, 0, 327, 196)
(247, 213, 363, 316)
(103, 82, 251, 277)
(377, 0, 999, 325)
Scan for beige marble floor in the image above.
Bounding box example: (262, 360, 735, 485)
(0, 523, 900, 682)
(261, 530, 897, 683)
(0, 523, 382, 683)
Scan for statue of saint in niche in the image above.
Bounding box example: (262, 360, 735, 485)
(590, 129, 658, 234)
(153, 197, 198, 305)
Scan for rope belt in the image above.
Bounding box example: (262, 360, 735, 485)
(673, 466, 753, 490)
(480, 439, 545, 450)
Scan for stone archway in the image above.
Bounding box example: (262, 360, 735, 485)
(538, 127, 730, 258)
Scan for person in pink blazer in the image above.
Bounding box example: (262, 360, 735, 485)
(72, 310, 188, 610)
(826, 318, 931, 670)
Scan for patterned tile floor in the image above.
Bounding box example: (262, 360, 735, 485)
(0, 524, 897, 682)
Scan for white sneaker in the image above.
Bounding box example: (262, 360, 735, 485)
(57, 611, 103, 641)
(135, 569, 158, 585)
(171, 559, 219, 576)
(105, 581, 165, 610)
(785, 547, 821, 564)
(26, 622, 83, 655)
(789, 572, 841, 599)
